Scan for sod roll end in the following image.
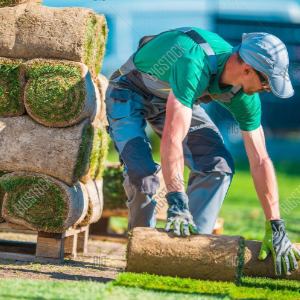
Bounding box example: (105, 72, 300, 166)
(244, 240, 300, 280)
(24, 59, 96, 128)
(127, 227, 245, 283)
(79, 179, 103, 226)
(1, 172, 89, 232)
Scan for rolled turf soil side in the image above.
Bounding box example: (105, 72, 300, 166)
(79, 179, 103, 226)
(0, 3, 107, 78)
(0, 116, 94, 186)
(244, 240, 300, 280)
(23, 59, 96, 128)
(0, 58, 25, 117)
(0, 171, 89, 232)
(126, 228, 245, 283)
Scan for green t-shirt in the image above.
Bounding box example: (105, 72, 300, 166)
(133, 27, 261, 131)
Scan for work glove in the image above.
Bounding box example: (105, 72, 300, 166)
(164, 191, 199, 237)
(258, 218, 300, 276)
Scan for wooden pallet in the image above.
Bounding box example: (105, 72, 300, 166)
(0, 222, 89, 263)
(89, 209, 224, 243)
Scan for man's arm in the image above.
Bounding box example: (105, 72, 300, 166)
(242, 125, 300, 275)
(161, 90, 199, 237)
(160, 90, 192, 193)
(241, 125, 280, 220)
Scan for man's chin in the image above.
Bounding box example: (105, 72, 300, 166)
(244, 90, 255, 96)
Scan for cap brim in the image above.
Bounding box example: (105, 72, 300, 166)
(232, 44, 241, 54)
(268, 74, 294, 98)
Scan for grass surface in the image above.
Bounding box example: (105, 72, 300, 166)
(25, 60, 85, 125)
(0, 278, 220, 300)
(74, 123, 94, 183)
(88, 125, 110, 180)
(1, 273, 299, 300)
(0, 174, 66, 232)
(0, 58, 23, 117)
(115, 273, 300, 300)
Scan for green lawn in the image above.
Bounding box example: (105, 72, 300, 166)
(1, 273, 300, 300)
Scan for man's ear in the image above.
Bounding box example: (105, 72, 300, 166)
(244, 65, 253, 75)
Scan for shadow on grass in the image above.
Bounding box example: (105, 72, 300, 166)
(241, 276, 300, 292)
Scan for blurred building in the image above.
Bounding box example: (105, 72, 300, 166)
(44, 0, 300, 160)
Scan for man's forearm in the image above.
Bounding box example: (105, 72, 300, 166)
(250, 157, 280, 220)
(161, 139, 185, 193)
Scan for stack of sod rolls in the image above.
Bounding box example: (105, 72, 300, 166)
(0, 2, 110, 232)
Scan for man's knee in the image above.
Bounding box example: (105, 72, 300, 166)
(121, 136, 161, 194)
(186, 126, 235, 174)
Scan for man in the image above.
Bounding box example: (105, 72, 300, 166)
(105, 27, 300, 276)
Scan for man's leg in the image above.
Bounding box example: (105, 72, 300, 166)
(183, 105, 235, 234)
(105, 84, 160, 231)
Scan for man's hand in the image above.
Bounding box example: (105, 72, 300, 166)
(165, 191, 199, 237)
(258, 218, 300, 275)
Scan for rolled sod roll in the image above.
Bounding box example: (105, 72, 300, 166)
(81, 124, 109, 183)
(0, 172, 89, 232)
(0, 116, 94, 186)
(126, 227, 245, 283)
(0, 3, 107, 78)
(244, 240, 300, 280)
(23, 59, 96, 128)
(0, 0, 41, 7)
(0, 58, 25, 117)
(79, 179, 103, 226)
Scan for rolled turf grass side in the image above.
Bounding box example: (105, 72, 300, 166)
(0, 172, 7, 223)
(0, 0, 41, 7)
(0, 58, 24, 117)
(102, 163, 128, 210)
(24, 59, 96, 128)
(1, 172, 89, 232)
(81, 124, 110, 183)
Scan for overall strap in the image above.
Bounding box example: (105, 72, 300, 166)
(171, 27, 218, 81)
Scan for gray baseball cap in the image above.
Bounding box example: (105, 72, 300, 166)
(232, 32, 294, 98)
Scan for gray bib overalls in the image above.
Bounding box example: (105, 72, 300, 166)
(105, 27, 237, 234)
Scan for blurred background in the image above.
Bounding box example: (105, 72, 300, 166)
(44, 0, 300, 241)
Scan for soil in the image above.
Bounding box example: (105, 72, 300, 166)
(0, 232, 126, 283)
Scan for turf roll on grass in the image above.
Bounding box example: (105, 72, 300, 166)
(0, 58, 25, 117)
(0, 171, 89, 232)
(126, 227, 245, 283)
(24, 59, 96, 127)
(79, 179, 103, 226)
(0, 116, 94, 186)
(243, 240, 300, 280)
(0, 3, 107, 79)
(0, 0, 41, 7)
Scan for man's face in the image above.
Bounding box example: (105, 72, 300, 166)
(241, 66, 271, 95)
